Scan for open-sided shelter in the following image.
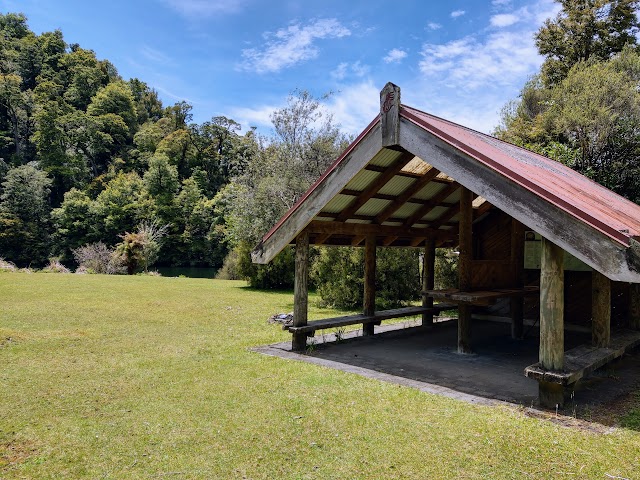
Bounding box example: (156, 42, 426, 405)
(252, 83, 640, 408)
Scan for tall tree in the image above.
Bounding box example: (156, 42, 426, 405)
(0, 164, 52, 265)
(536, 0, 640, 86)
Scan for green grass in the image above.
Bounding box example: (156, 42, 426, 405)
(1, 272, 639, 479)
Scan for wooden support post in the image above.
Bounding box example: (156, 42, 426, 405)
(510, 219, 525, 339)
(591, 271, 611, 348)
(539, 237, 565, 408)
(363, 234, 376, 336)
(292, 231, 309, 351)
(458, 187, 473, 354)
(422, 238, 436, 328)
(630, 283, 640, 330)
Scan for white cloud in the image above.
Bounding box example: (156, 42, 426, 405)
(331, 61, 369, 80)
(490, 13, 519, 27)
(419, 31, 541, 90)
(492, 0, 512, 6)
(383, 48, 408, 64)
(450, 10, 466, 18)
(324, 81, 380, 134)
(331, 62, 349, 80)
(240, 19, 351, 74)
(162, 0, 247, 17)
(427, 22, 442, 30)
(228, 104, 278, 130)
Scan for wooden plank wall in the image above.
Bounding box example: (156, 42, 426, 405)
(471, 210, 512, 289)
(474, 209, 631, 327)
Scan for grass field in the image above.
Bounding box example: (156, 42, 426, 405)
(1, 272, 640, 479)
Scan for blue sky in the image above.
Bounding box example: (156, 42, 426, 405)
(3, 0, 560, 135)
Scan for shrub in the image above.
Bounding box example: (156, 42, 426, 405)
(311, 246, 421, 310)
(0, 258, 16, 272)
(216, 248, 242, 280)
(435, 248, 458, 289)
(235, 242, 296, 289)
(40, 258, 71, 273)
(73, 242, 125, 274)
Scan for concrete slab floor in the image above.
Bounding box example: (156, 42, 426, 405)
(258, 319, 640, 414)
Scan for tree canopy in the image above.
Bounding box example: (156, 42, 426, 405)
(497, 1, 640, 203)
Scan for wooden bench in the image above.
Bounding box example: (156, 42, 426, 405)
(425, 286, 539, 306)
(286, 304, 456, 336)
(525, 329, 640, 386)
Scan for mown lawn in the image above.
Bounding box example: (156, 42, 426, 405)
(1, 272, 639, 479)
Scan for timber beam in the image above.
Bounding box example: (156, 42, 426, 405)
(305, 220, 455, 241)
(402, 182, 461, 228)
(364, 164, 453, 184)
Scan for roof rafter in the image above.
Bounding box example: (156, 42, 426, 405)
(335, 151, 415, 222)
(402, 182, 460, 227)
(374, 167, 442, 224)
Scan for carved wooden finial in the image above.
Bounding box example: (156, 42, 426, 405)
(380, 82, 401, 147)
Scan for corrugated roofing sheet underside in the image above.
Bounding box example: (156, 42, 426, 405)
(316, 147, 462, 229)
(402, 105, 640, 241)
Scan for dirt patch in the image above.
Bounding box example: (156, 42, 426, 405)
(0, 440, 38, 470)
(575, 390, 640, 428)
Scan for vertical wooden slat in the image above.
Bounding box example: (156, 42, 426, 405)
(292, 231, 309, 351)
(510, 219, 525, 339)
(363, 234, 376, 336)
(539, 237, 564, 371)
(591, 271, 611, 347)
(458, 187, 473, 354)
(422, 238, 436, 327)
(630, 283, 640, 330)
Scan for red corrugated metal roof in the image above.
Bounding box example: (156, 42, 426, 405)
(261, 104, 640, 247)
(400, 105, 640, 246)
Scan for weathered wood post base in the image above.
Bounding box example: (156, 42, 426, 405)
(292, 332, 308, 352)
(538, 381, 566, 409)
(422, 239, 435, 328)
(363, 323, 375, 336)
(363, 234, 376, 336)
(292, 231, 309, 351)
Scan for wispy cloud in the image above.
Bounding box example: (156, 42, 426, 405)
(162, 0, 247, 18)
(139, 45, 174, 65)
(427, 22, 442, 30)
(450, 10, 466, 18)
(383, 48, 408, 64)
(492, 0, 512, 6)
(331, 61, 369, 80)
(419, 31, 540, 90)
(240, 19, 351, 74)
(410, 0, 560, 132)
(490, 13, 519, 27)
